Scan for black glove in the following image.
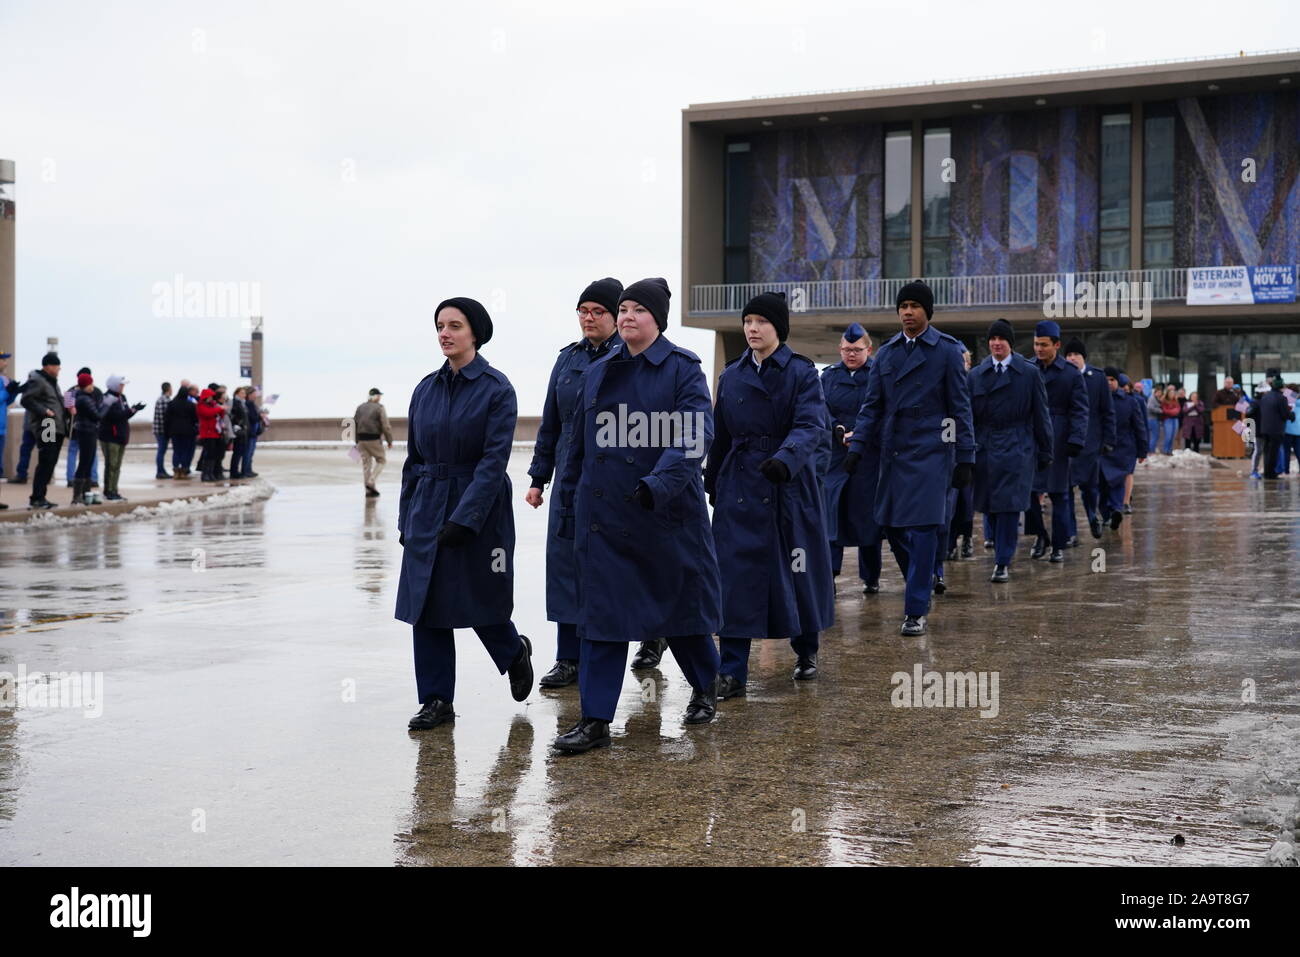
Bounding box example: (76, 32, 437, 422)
(951, 462, 973, 489)
(132, 402, 146, 412)
(1036, 455, 1053, 471)
(833, 424, 847, 447)
(708, 491, 716, 508)
(1101, 444, 1115, 454)
(632, 481, 655, 510)
(436, 521, 475, 547)
(843, 451, 861, 474)
(759, 457, 790, 483)
(399, 532, 405, 547)
(1066, 442, 1084, 458)
(529, 476, 546, 491)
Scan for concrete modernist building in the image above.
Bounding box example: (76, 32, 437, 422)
(682, 50, 1300, 395)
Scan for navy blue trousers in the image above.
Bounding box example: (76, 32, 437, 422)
(830, 542, 883, 584)
(885, 524, 940, 617)
(1025, 492, 1069, 549)
(578, 637, 719, 722)
(556, 621, 580, 662)
(988, 511, 1020, 566)
(1098, 473, 1127, 519)
(1066, 482, 1100, 538)
(413, 621, 522, 704)
(718, 633, 819, 684)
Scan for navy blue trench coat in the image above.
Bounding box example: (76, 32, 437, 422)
(527, 333, 620, 623)
(820, 360, 881, 546)
(1100, 389, 1149, 485)
(395, 353, 517, 628)
(1032, 354, 1089, 495)
(557, 334, 722, 643)
(968, 353, 1053, 514)
(847, 324, 976, 528)
(704, 346, 835, 640)
(1068, 363, 1117, 487)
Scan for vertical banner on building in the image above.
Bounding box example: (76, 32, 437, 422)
(1187, 265, 1295, 304)
(240, 340, 253, 379)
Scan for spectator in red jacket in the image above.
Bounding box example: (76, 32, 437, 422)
(196, 388, 223, 481)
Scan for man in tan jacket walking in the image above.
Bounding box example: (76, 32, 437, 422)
(354, 387, 393, 497)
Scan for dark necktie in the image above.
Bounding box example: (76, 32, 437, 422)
(906, 338, 915, 354)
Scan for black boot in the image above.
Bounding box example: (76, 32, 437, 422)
(408, 697, 454, 730)
(961, 537, 974, 558)
(792, 654, 818, 680)
(990, 564, 1010, 583)
(553, 717, 611, 753)
(1030, 535, 1048, 559)
(716, 673, 747, 699)
(507, 635, 533, 702)
(538, 659, 577, 689)
(684, 683, 717, 724)
(630, 638, 667, 670)
(71, 478, 86, 505)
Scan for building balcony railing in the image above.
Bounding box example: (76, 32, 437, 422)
(690, 268, 1202, 316)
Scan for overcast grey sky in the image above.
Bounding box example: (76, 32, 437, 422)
(4, 0, 1297, 418)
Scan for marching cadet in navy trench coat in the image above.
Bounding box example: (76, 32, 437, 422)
(1098, 367, 1147, 530)
(551, 278, 722, 754)
(968, 319, 1053, 582)
(704, 292, 835, 699)
(844, 281, 974, 637)
(820, 323, 884, 594)
(1025, 320, 1089, 564)
(1062, 338, 1116, 542)
(396, 297, 534, 731)
(525, 278, 623, 690)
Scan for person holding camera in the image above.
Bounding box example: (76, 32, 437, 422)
(98, 374, 146, 502)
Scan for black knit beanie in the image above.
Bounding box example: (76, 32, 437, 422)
(1103, 366, 1122, 380)
(435, 297, 493, 347)
(1063, 337, 1087, 359)
(619, 278, 671, 332)
(895, 280, 934, 320)
(577, 277, 623, 315)
(986, 318, 1015, 346)
(742, 291, 790, 342)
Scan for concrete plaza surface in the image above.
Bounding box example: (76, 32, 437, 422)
(0, 448, 1297, 866)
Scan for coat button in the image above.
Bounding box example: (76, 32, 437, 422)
(624, 455, 634, 464)
(621, 530, 630, 537)
(563, 377, 570, 383)
(596, 454, 605, 463)
(594, 488, 603, 497)
(590, 398, 596, 406)
(762, 497, 770, 504)
(737, 497, 744, 503)
(590, 523, 600, 532)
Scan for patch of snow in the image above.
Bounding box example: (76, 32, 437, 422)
(0, 481, 276, 534)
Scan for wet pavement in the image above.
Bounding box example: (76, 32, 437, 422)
(1, 448, 1297, 866)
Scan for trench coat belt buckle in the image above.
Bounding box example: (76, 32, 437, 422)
(413, 462, 476, 479)
(735, 435, 773, 452)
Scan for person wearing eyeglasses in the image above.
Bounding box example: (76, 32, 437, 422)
(525, 278, 625, 690)
(820, 322, 883, 595)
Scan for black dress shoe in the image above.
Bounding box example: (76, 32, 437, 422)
(933, 575, 947, 595)
(1122, 504, 1132, 514)
(716, 673, 746, 699)
(683, 684, 717, 724)
(901, 615, 927, 636)
(1067, 535, 1080, 548)
(508, 635, 533, 701)
(862, 582, 879, 595)
(630, 638, 667, 670)
(1109, 511, 1123, 530)
(28, 498, 55, 509)
(1029, 536, 1048, 559)
(538, 658, 578, 689)
(983, 539, 994, 549)
(990, 564, 1010, 583)
(408, 697, 454, 730)
(961, 538, 974, 558)
(1089, 515, 1103, 539)
(946, 545, 958, 561)
(365, 486, 380, 497)
(553, 717, 611, 753)
(1049, 548, 1065, 563)
(792, 655, 818, 680)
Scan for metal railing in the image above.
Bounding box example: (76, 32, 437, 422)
(690, 268, 1198, 315)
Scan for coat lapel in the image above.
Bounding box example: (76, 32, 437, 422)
(893, 328, 931, 383)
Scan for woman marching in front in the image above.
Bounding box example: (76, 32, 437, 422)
(396, 297, 534, 731)
(552, 277, 722, 753)
(705, 292, 834, 698)
(526, 277, 623, 689)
